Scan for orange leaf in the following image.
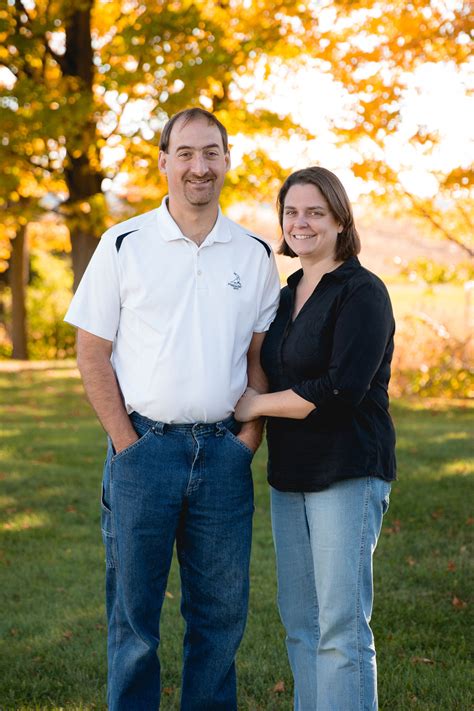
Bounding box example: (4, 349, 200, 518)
(447, 561, 456, 572)
(273, 680, 285, 693)
(386, 519, 401, 534)
(452, 596, 467, 610)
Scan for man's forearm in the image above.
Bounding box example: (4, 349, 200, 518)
(77, 331, 138, 452)
(237, 332, 268, 451)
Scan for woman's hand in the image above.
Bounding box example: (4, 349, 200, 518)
(234, 387, 262, 422)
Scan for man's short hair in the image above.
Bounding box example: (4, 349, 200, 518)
(277, 166, 361, 262)
(159, 108, 229, 153)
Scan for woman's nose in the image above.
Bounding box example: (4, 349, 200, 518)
(294, 214, 309, 228)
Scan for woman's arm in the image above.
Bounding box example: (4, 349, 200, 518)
(235, 386, 315, 422)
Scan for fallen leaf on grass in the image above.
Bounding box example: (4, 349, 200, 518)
(386, 519, 401, 535)
(273, 680, 285, 693)
(411, 656, 435, 665)
(431, 509, 443, 520)
(163, 687, 174, 695)
(406, 556, 416, 567)
(63, 630, 73, 640)
(447, 561, 456, 572)
(466, 517, 474, 526)
(165, 591, 174, 599)
(452, 596, 467, 610)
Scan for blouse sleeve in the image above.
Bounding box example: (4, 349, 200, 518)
(292, 280, 395, 407)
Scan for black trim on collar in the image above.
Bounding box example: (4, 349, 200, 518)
(247, 233, 271, 258)
(115, 229, 139, 253)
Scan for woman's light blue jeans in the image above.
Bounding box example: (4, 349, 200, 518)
(271, 476, 391, 711)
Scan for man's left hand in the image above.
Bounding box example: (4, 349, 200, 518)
(236, 417, 264, 454)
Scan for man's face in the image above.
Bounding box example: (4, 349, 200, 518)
(158, 117, 230, 211)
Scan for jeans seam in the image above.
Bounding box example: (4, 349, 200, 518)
(356, 477, 371, 711)
(109, 468, 120, 694)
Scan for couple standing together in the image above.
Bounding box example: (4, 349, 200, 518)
(66, 108, 396, 711)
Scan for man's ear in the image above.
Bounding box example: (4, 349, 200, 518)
(158, 151, 167, 174)
(225, 151, 231, 173)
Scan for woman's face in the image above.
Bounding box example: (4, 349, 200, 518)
(282, 183, 342, 263)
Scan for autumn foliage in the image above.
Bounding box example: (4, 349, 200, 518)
(0, 0, 472, 376)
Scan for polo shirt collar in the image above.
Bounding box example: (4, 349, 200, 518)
(156, 197, 231, 246)
(287, 256, 361, 289)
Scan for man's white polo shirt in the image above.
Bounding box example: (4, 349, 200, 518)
(65, 199, 280, 423)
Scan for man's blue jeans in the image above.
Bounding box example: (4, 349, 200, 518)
(271, 476, 391, 711)
(100, 412, 254, 711)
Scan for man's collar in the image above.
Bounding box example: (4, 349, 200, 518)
(156, 197, 231, 245)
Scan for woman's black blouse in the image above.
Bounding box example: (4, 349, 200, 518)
(261, 257, 396, 492)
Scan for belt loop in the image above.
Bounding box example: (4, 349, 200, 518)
(152, 421, 165, 436)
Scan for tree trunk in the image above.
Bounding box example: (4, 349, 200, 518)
(9, 225, 28, 359)
(70, 227, 99, 291)
(63, 0, 104, 290)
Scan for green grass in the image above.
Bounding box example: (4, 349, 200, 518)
(0, 363, 473, 710)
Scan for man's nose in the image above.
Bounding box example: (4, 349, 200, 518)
(190, 153, 208, 175)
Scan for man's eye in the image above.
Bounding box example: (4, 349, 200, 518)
(178, 152, 192, 159)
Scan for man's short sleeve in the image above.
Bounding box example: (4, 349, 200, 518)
(254, 250, 280, 332)
(64, 232, 121, 342)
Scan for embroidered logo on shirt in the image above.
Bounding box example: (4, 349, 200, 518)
(228, 272, 242, 290)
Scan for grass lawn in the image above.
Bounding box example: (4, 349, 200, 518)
(0, 362, 473, 710)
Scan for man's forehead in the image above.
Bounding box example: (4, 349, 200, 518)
(168, 117, 225, 151)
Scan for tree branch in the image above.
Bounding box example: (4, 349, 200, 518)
(403, 190, 474, 258)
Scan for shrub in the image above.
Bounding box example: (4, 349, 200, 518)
(26, 251, 76, 359)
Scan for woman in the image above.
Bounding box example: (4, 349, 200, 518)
(235, 167, 396, 711)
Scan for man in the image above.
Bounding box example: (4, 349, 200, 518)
(65, 108, 280, 710)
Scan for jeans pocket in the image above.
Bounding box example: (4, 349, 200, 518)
(225, 429, 255, 459)
(381, 482, 391, 515)
(111, 427, 153, 463)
